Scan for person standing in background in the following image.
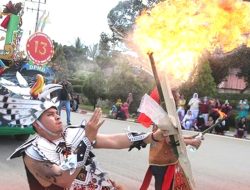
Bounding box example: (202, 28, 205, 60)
(177, 94, 186, 122)
(199, 96, 210, 125)
(221, 100, 232, 131)
(188, 93, 200, 121)
(234, 116, 248, 138)
(126, 92, 133, 106)
(58, 79, 73, 125)
(237, 99, 249, 119)
(126, 92, 133, 115)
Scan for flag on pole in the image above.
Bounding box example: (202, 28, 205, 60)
(137, 87, 160, 127)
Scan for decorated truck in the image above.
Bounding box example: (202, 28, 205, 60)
(0, 1, 55, 140)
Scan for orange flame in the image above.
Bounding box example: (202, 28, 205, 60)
(132, 0, 250, 86)
(214, 108, 227, 119)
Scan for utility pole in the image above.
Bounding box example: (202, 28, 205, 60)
(25, 0, 46, 33)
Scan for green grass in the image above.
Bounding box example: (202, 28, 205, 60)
(79, 104, 94, 111)
(79, 104, 110, 115)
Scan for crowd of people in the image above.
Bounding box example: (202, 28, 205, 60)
(109, 92, 133, 120)
(177, 92, 249, 138)
(57, 80, 249, 140)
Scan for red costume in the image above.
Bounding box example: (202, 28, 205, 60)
(138, 87, 191, 190)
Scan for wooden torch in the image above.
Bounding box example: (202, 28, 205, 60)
(148, 52, 195, 189)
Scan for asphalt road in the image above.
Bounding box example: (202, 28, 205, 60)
(0, 111, 250, 190)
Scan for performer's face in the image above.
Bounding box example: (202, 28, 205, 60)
(38, 107, 63, 136)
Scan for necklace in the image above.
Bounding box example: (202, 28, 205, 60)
(48, 132, 72, 158)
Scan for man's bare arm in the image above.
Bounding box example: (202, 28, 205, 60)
(24, 155, 81, 188)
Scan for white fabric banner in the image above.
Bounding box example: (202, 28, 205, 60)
(137, 93, 168, 125)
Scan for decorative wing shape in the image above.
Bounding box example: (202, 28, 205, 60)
(16, 71, 29, 87)
(0, 72, 30, 98)
(0, 73, 62, 126)
(0, 94, 59, 125)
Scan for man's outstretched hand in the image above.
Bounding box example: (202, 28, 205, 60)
(85, 108, 105, 143)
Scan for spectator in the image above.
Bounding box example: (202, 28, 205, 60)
(177, 94, 186, 122)
(209, 108, 226, 135)
(126, 92, 133, 106)
(199, 96, 210, 125)
(58, 79, 73, 125)
(237, 99, 249, 119)
(115, 98, 122, 110)
(121, 102, 129, 119)
(210, 98, 221, 109)
(110, 104, 118, 118)
(206, 115, 215, 133)
(116, 102, 129, 120)
(221, 100, 232, 131)
(215, 98, 221, 109)
(196, 114, 207, 132)
(188, 92, 200, 121)
(221, 100, 232, 115)
(181, 110, 195, 130)
(234, 117, 248, 138)
(126, 92, 133, 115)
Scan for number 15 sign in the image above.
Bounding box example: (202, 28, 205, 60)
(26, 32, 54, 65)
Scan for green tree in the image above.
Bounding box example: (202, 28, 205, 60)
(63, 42, 88, 75)
(181, 60, 217, 99)
(107, 0, 160, 41)
(238, 64, 250, 88)
(50, 39, 90, 80)
(208, 46, 250, 87)
(50, 42, 68, 80)
(233, 48, 250, 87)
(82, 71, 107, 109)
(99, 32, 111, 56)
(107, 63, 154, 113)
(69, 76, 85, 94)
(87, 43, 99, 60)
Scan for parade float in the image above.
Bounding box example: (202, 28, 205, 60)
(0, 1, 54, 140)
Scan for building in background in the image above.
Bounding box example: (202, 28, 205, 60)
(218, 68, 249, 94)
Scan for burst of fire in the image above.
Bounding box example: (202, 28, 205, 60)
(132, 0, 250, 86)
(213, 108, 227, 119)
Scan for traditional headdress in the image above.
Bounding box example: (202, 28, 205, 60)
(0, 72, 62, 126)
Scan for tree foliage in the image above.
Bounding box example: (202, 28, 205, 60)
(50, 41, 68, 80)
(99, 32, 111, 56)
(107, 0, 160, 41)
(180, 60, 217, 99)
(87, 44, 99, 60)
(208, 47, 250, 87)
(107, 63, 154, 113)
(82, 71, 107, 109)
(232, 48, 250, 86)
(50, 38, 90, 79)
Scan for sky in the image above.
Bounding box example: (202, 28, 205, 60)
(0, 0, 120, 49)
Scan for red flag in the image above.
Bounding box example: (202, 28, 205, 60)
(1, 15, 11, 29)
(137, 87, 160, 128)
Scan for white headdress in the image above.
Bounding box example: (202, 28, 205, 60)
(0, 72, 62, 125)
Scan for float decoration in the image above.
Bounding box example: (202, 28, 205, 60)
(0, 1, 24, 61)
(26, 32, 54, 65)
